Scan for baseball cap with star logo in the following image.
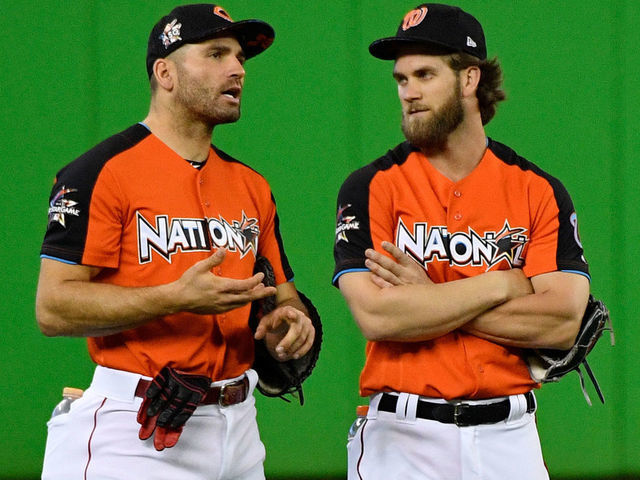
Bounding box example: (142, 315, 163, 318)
(146, 4, 275, 77)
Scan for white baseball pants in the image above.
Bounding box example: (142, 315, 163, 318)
(42, 366, 266, 480)
(347, 392, 549, 480)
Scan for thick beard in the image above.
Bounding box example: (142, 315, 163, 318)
(401, 79, 464, 152)
(175, 66, 240, 127)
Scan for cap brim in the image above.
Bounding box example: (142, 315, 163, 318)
(369, 37, 457, 60)
(196, 19, 275, 59)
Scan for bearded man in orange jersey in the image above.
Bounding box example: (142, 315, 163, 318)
(334, 4, 590, 479)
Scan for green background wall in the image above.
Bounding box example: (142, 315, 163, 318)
(2, 1, 638, 478)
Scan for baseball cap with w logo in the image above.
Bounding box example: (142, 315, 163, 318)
(146, 4, 275, 77)
(369, 3, 486, 60)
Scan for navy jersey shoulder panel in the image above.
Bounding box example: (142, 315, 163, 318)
(212, 145, 294, 281)
(41, 124, 151, 263)
(339, 140, 415, 199)
(488, 138, 556, 179)
(59, 123, 151, 183)
(333, 142, 415, 286)
(341, 140, 414, 186)
(372, 141, 416, 172)
(488, 138, 589, 276)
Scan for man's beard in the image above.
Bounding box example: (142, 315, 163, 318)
(175, 67, 241, 127)
(401, 79, 464, 152)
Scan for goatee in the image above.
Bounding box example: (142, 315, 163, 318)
(401, 79, 464, 152)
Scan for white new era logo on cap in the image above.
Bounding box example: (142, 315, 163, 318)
(466, 36, 477, 48)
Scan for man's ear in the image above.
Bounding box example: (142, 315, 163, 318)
(152, 58, 175, 91)
(461, 66, 481, 97)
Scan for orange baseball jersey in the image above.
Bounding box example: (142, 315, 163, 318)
(333, 139, 589, 400)
(41, 123, 294, 380)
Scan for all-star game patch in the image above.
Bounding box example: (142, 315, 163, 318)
(48, 185, 80, 228)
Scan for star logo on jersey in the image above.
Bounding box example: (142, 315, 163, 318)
(485, 220, 528, 271)
(48, 186, 80, 228)
(335, 204, 359, 243)
(233, 212, 260, 255)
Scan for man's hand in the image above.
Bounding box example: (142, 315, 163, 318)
(365, 241, 432, 288)
(499, 268, 534, 299)
(253, 305, 315, 361)
(365, 242, 532, 301)
(174, 249, 278, 314)
(35, 249, 278, 338)
(343, 241, 535, 342)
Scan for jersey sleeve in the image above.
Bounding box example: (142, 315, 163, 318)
(41, 158, 124, 268)
(81, 166, 125, 268)
(332, 166, 377, 286)
(522, 178, 589, 279)
(257, 190, 294, 285)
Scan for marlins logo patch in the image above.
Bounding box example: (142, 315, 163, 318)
(48, 186, 80, 228)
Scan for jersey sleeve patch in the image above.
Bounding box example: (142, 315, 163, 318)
(40, 124, 150, 265)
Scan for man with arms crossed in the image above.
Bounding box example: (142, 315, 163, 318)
(333, 4, 589, 479)
(37, 4, 315, 479)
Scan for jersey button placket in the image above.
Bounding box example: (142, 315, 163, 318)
(197, 173, 211, 210)
(450, 188, 463, 222)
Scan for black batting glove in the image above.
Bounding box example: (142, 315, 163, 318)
(137, 366, 211, 450)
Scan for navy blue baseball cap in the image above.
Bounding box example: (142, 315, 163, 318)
(146, 4, 275, 77)
(369, 3, 486, 60)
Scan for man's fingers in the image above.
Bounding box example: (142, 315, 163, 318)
(220, 273, 271, 295)
(278, 326, 314, 360)
(365, 258, 400, 286)
(282, 326, 314, 359)
(365, 248, 402, 274)
(221, 284, 276, 312)
(370, 273, 394, 289)
(198, 248, 226, 271)
(254, 306, 315, 360)
(365, 247, 391, 266)
(253, 307, 288, 340)
(212, 275, 277, 308)
(272, 310, 314, 360)
(381, 241, 412, 265)
(375, 241, 432, 286)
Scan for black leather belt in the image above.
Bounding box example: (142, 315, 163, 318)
(377, 391, 535, 427)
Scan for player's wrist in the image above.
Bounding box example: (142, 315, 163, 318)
(149, 282, 184, 316)
(504, 269, 533, 301)
(486, 270, 518, 305)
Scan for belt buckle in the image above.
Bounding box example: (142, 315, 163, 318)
(453, 402, 471, 427)
(217, 379, 245, 407)
(218, 383, 231, 407)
